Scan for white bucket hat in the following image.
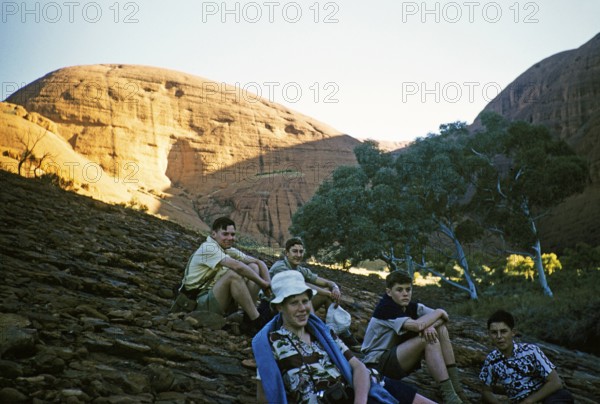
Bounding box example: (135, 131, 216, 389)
(270, 271, 318, 304)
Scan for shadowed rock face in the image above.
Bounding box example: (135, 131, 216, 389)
(1, 170, 599, 403)
(5, 64, 359, 246)
(471, 33, 600, 250)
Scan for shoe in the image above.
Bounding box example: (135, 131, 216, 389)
(440, 379, 463, 404)
(241, 312, 268, 337)
(257, 299, 275, 324)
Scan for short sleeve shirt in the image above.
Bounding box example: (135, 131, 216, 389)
(479, 342, 556, 402)
(183, 236, 250, 291)
(270, 258, 319, 284)
(257, 327, 353, 404)
(361, 303, 434, 364)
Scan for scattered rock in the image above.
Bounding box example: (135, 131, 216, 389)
(0, 387, 27, 403)
(0, 360, 23, 378)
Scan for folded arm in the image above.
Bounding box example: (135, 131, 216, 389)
(221, 256, 270, 291)
(402, 308, 449, 333)
(244, 257, 271, 282)
(519, 370, 563, 404)
(481, 384, 504, 404)
(309, 276, 341, 301)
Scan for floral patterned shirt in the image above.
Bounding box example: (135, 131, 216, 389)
(257, 326, 354, 403)
(479, 342, 556, 403)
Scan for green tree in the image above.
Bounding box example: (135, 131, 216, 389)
(291, 140, 426, 270)
(394, 124, 480, 299)
(355, 140, 433, 272)
(469, 113, 589, 296)
(292, 133, 482, 299)
(290, 164, 380, 268)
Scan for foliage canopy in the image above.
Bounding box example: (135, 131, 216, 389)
(291, 114, 589, 298)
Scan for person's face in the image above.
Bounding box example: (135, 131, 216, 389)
(211, 225, 236, 249)
(386, 283, 412, 307)
(277, 292, 312, 331)
(488, 321, 516, 355)
(285, 243, 305, 267)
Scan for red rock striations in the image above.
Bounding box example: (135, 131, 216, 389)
(4, 64, 359, 245)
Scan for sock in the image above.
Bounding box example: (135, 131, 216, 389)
(447, 364, 466, 396)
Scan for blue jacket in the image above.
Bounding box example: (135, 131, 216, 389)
(252, 313, 398, 404)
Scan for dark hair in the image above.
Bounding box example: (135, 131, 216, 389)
(211, 217, 235, 232)
(285, 237, 304, 252)
(487, 310, 515, 329)
(386, 270, 413, 289)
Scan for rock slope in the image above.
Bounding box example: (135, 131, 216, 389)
(1, 170, 599, 403)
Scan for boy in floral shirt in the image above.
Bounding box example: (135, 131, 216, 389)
(479, 310, 574, 403)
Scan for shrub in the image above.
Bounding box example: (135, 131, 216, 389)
(451, 268, 600, 355)
(40, 173, 73, 189)
(561, 243, 600, 271)
(125, 197, 149, 212)
(504, 253, 563, 281)
(505, 254, 535, 280)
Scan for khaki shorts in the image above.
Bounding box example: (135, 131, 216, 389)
(195, 289, 224, 315)
(377, 346, 422, 380)
(377, 347, 409, 379)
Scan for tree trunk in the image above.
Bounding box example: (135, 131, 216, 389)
(439, 222, 478, 300)
(533, 239, 553, 297)
(380, 249, 398, 272)
(522, 200, 554, 297)
(404, 245, 415, 277)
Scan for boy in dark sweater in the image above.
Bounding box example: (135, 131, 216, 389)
(361, 270, 465, 404)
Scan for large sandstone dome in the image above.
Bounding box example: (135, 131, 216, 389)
(472, 33, 600, 250)
(3, 64, 360, 245)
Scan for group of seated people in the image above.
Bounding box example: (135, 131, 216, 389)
(172, 217, 574, 404)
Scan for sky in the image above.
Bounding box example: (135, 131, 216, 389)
(1, 0, 599, 142)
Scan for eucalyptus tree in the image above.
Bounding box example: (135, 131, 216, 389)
(292, 133, 482, 300)
(290, 163, 381, 268)
(356, 141, 434, 274)
(395, 123, 480, 299)
(291, 140, 426, 270)
(468, 113, 589, 296)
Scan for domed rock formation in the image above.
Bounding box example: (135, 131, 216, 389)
(4, 64, 360, 245)
(472, 33, 600, 250)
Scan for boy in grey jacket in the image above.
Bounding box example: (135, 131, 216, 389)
(361, 270, 466, 404)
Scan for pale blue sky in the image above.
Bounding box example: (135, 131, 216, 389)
(1, 0, 599, 141)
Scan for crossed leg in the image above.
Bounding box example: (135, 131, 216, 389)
(395, 324, 456, 382)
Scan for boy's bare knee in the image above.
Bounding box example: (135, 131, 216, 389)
(399, 337, 427, 353)
(436, 324, 450, 338)
(219, 271, 245, 286)
(424, 339, 442, 351)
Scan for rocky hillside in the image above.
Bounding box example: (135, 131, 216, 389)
(471, 33, 600, 250)
(3, 64, 360, 247)
(1, 170, 599, 403)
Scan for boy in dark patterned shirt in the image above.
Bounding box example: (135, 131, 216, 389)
(479, 310, 574, 403)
